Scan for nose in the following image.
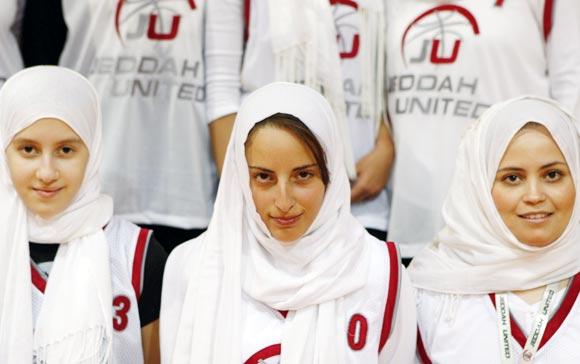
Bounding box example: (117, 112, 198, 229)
(36, 155, 59, 184)
(522, 179, 546, 205)
(274, 182, 295, 213)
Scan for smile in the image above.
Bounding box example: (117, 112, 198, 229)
(518, 212, 553, 223)
(271, 213, 303, 227)
(33, 187, 63, 198)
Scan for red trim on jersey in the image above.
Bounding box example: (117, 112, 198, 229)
(244, 0, 251, 42)
(417, 327, 432, 364)
(132, 228, 150, 301)
(30, 263, 47, 293)
(495, 0, 505, 6)
(543, 0, 554, 41)
(489, 273, 580, 350)
(278, 310, 288, 318)
(379, 242, 400, 352)
(244, 344, 281, 364)
(329, 0, 359, 9)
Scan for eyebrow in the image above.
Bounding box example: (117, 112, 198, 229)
(248, 163, 318, 173)
(11, 137, 83, 145)
(497, 161, 567, 172)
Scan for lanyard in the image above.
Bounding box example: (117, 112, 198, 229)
(495, 282, 559, 364)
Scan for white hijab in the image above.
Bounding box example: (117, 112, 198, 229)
(167, 82, 373, 363)
(268, 0, 386, 180)
(409, 96, 580, 294)
(0, 66, 113, 363)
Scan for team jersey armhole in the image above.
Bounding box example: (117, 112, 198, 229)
(378, 241, 401, 352)
(131, 228, 152, 301)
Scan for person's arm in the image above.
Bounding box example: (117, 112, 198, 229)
(209, 113, 236, 175)
(205, 0, 244, 175)
(546, 0, 580, 121)
(378, 267, 417, 364)
(350, 119, 395, 203)
(137, 235, 167, 364)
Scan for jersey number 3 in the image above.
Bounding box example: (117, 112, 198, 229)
(113, 295, 131, 331)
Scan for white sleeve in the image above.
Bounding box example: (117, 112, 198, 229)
(378, 266, 417, 364)
(546, 0, 580, 121)
(159, 245, 188, 364)
(205, 0, 245, 123)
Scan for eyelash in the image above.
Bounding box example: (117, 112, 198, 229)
(500, 169, 564, 184)
(16, 145, 76, 157)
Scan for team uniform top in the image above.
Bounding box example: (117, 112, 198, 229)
(30, 217, 167, 364)
(385, 0, 580, 257)
(58, 0, 215, 230)
(205, 0, 389, 232)
(162, 240, 416, 363)
(0, 0, 24, 87)
(416, 274, 580, 364)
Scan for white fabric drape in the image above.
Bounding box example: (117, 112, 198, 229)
(0, 66, 113, 363)
(409, 96, 580, 294)
(165, 82, 373, 363)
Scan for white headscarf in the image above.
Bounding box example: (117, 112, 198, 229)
(166, 82, 373, 363)
(409, 96, 580, 294)
(0, 66, 113, 363)
(267, 0, 386, 179)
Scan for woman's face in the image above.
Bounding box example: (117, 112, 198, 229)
(245, 126, 326, 243)
(5, 118, 89, 220)
(492, 125, 575, 247)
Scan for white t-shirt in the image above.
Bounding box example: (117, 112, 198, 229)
(416, 274, 580, 363)
(31, 217, 152, 364)
(205, 0, 389, 231)
(162, 240, 417, 363)
(0, 0, 24, 87)
(59, 0, 215, 229)
(385, 0, 580, 257)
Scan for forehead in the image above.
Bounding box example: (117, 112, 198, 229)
(11, 118, 81, 143)
(245, 126, 316, 166)
(501, 126, 565, 164)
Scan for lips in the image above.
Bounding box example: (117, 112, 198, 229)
(518, 212, 553, 223)
(271, 213, 302, 227)
(33, 187, 63, 198)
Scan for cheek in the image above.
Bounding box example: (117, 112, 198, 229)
(249, 184, 272, 219)
(296, 184, 325, 213)
(491, 185, 516, 216)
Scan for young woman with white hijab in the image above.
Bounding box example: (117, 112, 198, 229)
(0, 66, 167, 363)
(160, 82, 416, 364)
(409, 96, 580, 363)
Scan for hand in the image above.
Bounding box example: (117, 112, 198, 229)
(350, 121, 394, 203)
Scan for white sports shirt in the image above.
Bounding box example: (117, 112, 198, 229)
(205, 0, 389, 231)
(385, 0, 580, 257)
(59, 0, 215, 229)
(162, 241, 416, 363)
(416, 274, 580, 363)
(31, 217, 153, 364)
(0, 0, 24, 88)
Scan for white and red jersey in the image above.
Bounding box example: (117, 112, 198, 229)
(0, 0, 24, 88)
(205, 0, 389, 231)
(59, 0, 215, 230)
(30, 217, 152, 364)
(385, 0, 580, 257)
(162, 240, 416, 363)
(416, 274, 580, 364)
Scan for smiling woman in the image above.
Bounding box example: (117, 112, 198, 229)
(160, 82, 417, 364)
(409, 96, 580, 364)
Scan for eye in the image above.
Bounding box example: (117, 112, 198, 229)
(18, 145, 38, 156)
(297, 170, 313, 180)
(545, 169, 562, 181)
(60, 146, 74, 155)
(501, 174, 521, 184)
(254, 172, 273, 184)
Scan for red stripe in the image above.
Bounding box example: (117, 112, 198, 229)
(379, 241, 400, 351)
(488, 272, 580, 350)
(543, 0, 554, 41)
(495, 0, 505, 6)
(243, 0, 251, 42)
(132, 228, 150, 300)
(417, 327, 432, 364)
(244, 344, 281, 364)
(30, 263, 47, 293)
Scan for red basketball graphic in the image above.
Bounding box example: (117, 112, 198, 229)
(331, 0, 360, 59)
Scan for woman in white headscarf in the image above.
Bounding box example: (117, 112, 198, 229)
(160, 82, 416, 364)
(0, 66, 166, 363)
(409, 96, 580, 363)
